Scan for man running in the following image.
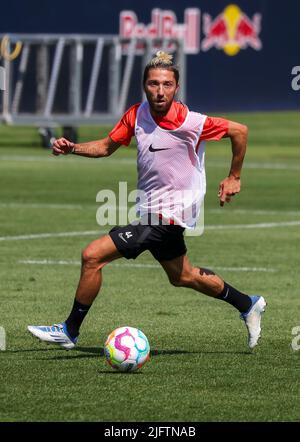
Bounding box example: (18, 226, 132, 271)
(28, 51, 266, 350)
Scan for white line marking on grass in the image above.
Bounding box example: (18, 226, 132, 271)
(244, 162, 300, 171)
(207, 161, 300, 171)
(0, 202, 131, 211)
(19, 259, 81, 265)
(205, 221, 300, 230)
(0, 202, 86, 210)
(2, 220, 300, 242)
(0, 155, 136, 164)
(1, 155, 300, 170)
(18, 259, 276, 272)
(0, 230, 104, 241)
(0, 155, 86, 162)
(214, 266, 276, 273)
(208, 209, 300, 216)
(1, 203, 300, 218)
(0, 155, 54, 162)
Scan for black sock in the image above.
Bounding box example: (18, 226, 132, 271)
(65, 299, 91, 338)
(216, 282, 252, 313)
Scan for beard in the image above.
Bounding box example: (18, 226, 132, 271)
(148, 98, 173, 116)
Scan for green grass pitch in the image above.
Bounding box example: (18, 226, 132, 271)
(0, 111, 299, 422)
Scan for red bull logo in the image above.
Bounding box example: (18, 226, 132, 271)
(119, 5, 262, 56)
(201, 4, 262, 56)
(120, 8, 200, 54)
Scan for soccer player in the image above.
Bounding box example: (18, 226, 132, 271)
(28, 51, 266, 350)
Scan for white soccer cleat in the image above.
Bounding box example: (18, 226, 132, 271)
(240, 296, 267, 349)
(27, 323, 77, 350)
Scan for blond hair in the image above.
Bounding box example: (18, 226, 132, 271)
(143, 51, 179, 85)
(149, 51, 173, 66)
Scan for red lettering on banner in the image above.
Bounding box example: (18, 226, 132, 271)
(119, 11, 137, 38)
(119, 8, 200, 54)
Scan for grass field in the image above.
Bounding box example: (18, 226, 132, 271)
(0, 111, 299, 422)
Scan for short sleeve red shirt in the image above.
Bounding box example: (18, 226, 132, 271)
(109, 102, 229, 146)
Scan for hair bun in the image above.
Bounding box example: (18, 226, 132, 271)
(150, 51, 173, 66)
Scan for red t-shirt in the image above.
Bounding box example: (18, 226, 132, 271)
(109, 101, 229, 146)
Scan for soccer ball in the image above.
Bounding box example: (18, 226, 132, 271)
(104, 326, 150, 372)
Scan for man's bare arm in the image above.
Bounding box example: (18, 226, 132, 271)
(218, 121, 248, 206)
(52, 136, 121, 158)
(225, 121, 248, 179)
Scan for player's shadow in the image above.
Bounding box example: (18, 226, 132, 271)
(7, 348, 62, 353)
(47, 346, 250, 361)
(46, 347, 195, 361)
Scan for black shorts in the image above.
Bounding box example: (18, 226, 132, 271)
(109, 221, 187, 262)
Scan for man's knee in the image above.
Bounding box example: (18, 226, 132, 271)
(81, 243, 106, 269)
(82, 247, 98, 266)
(82, 235, 121, 270)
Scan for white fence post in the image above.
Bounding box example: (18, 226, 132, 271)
(0, 327, 6, 351)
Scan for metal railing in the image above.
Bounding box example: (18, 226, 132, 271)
(0, 34, 186, 127)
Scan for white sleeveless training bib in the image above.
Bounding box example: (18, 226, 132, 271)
(135, 101, 207, 229)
